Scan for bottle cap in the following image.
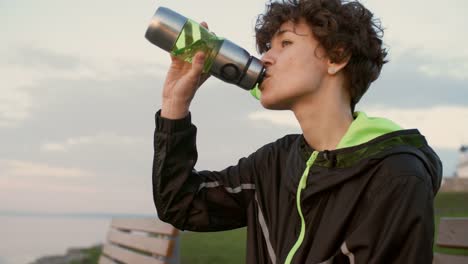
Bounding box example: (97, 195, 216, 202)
(211, 40, 265, 90)
(145, 7, 188, 52)
(240, 57, 265, 90)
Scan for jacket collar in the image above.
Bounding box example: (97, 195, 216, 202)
(300, 111, 404, 163)
(336, 111, 403, 149)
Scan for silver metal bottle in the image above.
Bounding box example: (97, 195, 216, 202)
(145, 7, 265, 91)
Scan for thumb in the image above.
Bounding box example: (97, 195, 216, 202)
(188, 51, 206, 79)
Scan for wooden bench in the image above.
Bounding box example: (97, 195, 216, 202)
(433, 217, 468, 264)
(99, 218, 180, 264)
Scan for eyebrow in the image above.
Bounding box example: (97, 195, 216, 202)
(274, 28, 308, 38)
(275, 29, 294, 37)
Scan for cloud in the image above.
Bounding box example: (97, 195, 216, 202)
(365, 105, 468, 149)
(0, 88, 32, 127)
(363, 0, 468, 56)
(388, 50, 468, 81)
(3, 46, 168, 84)
(0, 159, 104, 212)
(0, 70, 162, 184)
(0, 159, 154, 214)
(0, 178, 99, 194)
(247, 105, 468, 150)
(0, 46, 168, 128)
(359, 50, 468, 108)
(249, 110, 298, 128)
(360, 0, 468, 80)
(0, 160, 95, 179)
(40, 133, 144, 153)
(418, 60, 468, 81)
(11, 46, 82, 70)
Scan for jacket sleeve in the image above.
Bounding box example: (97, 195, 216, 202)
(152, 110, 262, 231)
(343, 169, 435, 263)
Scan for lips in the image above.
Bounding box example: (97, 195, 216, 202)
(259, 71, 271, 91)
(259, 75, 270, 91)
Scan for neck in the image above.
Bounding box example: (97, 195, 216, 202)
(292, 82, 354, 151)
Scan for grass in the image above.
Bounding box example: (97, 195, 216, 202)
(87, 192, 468, 263)
(180, 228, 247, 264)
(433, 192, 468, 256)
(70, 245, 102, 264)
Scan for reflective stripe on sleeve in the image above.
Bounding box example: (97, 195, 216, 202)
(198, 181, 255, 193)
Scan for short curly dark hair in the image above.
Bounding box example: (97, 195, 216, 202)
(255, 0, 388, 111)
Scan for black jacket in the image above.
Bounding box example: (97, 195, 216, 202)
(153, 111, 442, 264)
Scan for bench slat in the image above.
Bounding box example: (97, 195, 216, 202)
(111, 218, 177, 236)
(102, 244, 166, 264)
(433, 253, 468, 264)
(437, 218, 468, 249)
(98, 255, 116, 264)
(107, 229, 174, 257)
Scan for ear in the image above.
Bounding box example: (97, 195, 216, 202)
(327, 54, 351, 75)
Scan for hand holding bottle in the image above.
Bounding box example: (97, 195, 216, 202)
(146, 7, 266, 108)
(161, 23, 211, 119)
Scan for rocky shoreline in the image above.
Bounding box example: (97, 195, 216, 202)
(29, 245, 102, 264)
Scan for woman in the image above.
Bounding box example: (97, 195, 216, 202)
(153, 0, 442, 263)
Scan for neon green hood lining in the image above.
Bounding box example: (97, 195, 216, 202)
(336, 111, 403, 149)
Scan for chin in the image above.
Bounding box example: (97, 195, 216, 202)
(260, 96, 289, 110)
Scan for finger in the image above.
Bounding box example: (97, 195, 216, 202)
(200, 22, 216, 37)
(170, 54, 182, 63)
(169, 54, 186, 69)
(200, 21, 209, 30)
(170, 53, 185, 61)
(188, 51, 206, 79)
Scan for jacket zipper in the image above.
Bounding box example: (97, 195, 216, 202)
(284, 150, 319, 264)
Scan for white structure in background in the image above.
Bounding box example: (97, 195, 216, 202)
(440, 145, 468, 192)
(455, 145, 468, 178)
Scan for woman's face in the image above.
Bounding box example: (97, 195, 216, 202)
(259, 20, 329, 110)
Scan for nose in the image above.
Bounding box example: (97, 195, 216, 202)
(261, 50, 275, 68)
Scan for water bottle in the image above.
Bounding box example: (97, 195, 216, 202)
(145, 7, 265, 96)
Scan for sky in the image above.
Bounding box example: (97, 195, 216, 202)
(0, 0, 467, 215)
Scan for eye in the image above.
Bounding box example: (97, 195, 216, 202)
(281, 40, 292, 47)
(265, 42, 272, 51)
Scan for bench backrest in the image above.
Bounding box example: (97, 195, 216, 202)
(99, 218, 180, 264)
(433, 217, 468, 264)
